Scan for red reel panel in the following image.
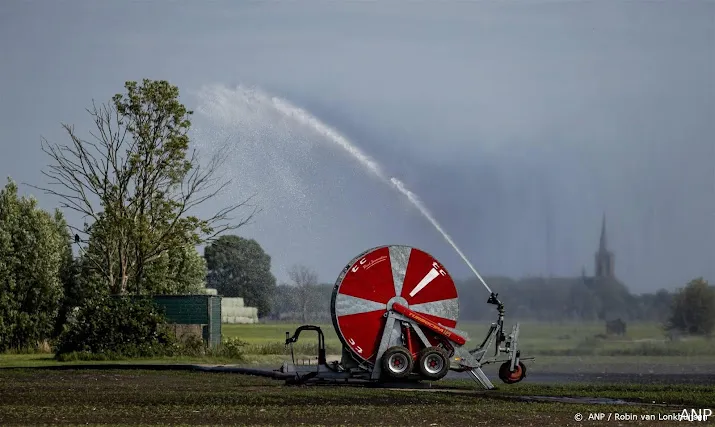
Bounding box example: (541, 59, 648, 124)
(331, 245, 460, 365)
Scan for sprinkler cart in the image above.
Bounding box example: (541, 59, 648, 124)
(275, 245, 533, 389)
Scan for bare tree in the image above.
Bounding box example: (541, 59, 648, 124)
(287, 264, 319, 323)
(30, 79, 259, 294)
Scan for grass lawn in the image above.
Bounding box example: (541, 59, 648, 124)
(224, 320, 715, 358)
(2, 320, 714, 373)
(0, 369, 712, 426)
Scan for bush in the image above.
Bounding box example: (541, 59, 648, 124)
(179, 335, 207, 357)
(666, 278, 715, 337)
(54, 296, 177, 359)
(209, 337, 248, 360)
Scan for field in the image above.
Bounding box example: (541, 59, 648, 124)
(0, 369, 713, 426)
(224, 320, 715, 357)
(4, 320, 715, 372)
(223, 320, 715, 375)
(1, 321, 713, 426)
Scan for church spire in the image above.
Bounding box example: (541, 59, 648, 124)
(595, 213, 615, 278)
(599, 212, 608, 252)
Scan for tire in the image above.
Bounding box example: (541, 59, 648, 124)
(498, 361, 527, 384)
(381, 346, 414, 379)
(416, 346, 450, 380)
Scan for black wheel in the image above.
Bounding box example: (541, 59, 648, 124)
(498, 361, 527, 384)
(416, 346, 450, 380)
(381, 346, 414, 379)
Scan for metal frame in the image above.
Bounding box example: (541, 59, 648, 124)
(278, 292, 533, 389)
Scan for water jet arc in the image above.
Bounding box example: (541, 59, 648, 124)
(268, 91, 493, 295)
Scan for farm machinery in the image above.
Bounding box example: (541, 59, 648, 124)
(276, 245, 532, 389)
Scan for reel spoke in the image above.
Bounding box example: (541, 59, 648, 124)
(409, 298, 459, 327)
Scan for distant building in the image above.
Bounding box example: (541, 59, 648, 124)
(580, 213, 634, 320)
(594, 214, 615, 278)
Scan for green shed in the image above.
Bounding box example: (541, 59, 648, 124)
(152, 295, 222, 348)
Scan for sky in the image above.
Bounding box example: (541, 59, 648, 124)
(0, 1, 713, 294)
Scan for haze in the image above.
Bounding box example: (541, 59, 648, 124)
(1, 1, 713, 294)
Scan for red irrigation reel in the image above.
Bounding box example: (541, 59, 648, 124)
(278, 245, 532, 389)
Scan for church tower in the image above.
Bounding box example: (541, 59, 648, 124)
(594, 214, 615, 278)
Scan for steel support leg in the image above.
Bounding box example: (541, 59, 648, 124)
(509, 323, 520, 371)
(468, 367, 495, 390)
(371, 315, 398, 380)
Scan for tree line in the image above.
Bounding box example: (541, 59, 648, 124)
(0, 79, 268, 357)
(268, 274, 715, 336)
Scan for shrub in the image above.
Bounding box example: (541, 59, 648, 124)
(179, 334, 207, 357)
(666, 278, 715, 337)
(210, 337, 248, 360)
(54, 296, 177, 359)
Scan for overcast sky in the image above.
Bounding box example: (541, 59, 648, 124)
(1, 1, 713, 294)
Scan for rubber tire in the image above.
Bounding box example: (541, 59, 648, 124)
(498, 361, 527, 384)
(381, 346, 414, 379)
(416, 346, 450, 381)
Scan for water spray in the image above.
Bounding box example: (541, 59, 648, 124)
(389, 178, 493, 295)
(268, 90, 494, 296)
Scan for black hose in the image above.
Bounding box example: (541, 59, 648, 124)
(0, 363, 295, 379)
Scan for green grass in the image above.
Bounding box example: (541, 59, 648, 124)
(2, 320, 713, 370)
(222, 322, 344, 356)
(224, 320, 715, 357)
(0, 369, 711, 426)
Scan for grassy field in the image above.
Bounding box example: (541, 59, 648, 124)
(224, 320, 715, 357)
(2, 320, 714, 374)
(0, 369, 712, 426)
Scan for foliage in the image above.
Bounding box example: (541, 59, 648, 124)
(54, 295, 177, 358)
(208, 337, 247, 360)
(0, 179, 67, 352)
(666, 277, 715, 336)
(634, 289, 672, 322)
(286, 264, 319, 323)
(142, 244, 208, 295)
(586, 277, 636, 320)
(36, 79, 257, 295)
(52, 216, 82, 338)
(204, 235, 276, 317)
(269, 283, 332, 322)
(264, 272, 712, 326)
(268, 283, 332, 322)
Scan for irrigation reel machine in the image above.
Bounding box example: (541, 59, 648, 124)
(277, 245, 533, 390)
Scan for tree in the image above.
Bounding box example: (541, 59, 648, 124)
(269, 284, 299, 320)
(0, 179, 66, 351)
(287, 264, 319, 323)
(565, 282, 601, 321)
(142, 244, 207, 295)
(204, 235, 276, 317)
(34, 79, 258, 295)
(666, 278, 715, 336)
(52, 213, 82, 338)
(634, 289, 672, 322)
